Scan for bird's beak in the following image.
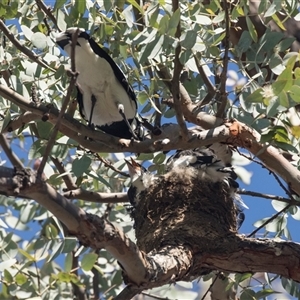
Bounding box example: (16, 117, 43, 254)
(125, 158, 142, 177)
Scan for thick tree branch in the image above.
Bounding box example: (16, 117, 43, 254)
(196, 236, 300, 282)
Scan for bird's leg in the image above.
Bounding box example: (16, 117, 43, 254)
(117, 103, 139, 140)
(88, 94, 97, 128)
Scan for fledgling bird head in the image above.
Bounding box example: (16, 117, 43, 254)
(125, 158, 146, 190)
(125, 158, 156, 206)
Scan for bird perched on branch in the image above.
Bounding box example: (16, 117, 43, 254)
(55, 28, 144, 140)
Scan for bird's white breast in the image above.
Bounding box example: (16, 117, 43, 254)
(65, 40, 137, 126)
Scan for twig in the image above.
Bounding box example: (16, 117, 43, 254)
(216, 0, 230, 118)
(171, 0, 189, 140)
(201, 272, 219, 300)
(51, 157, 77, 190)
(35, 0, 61, 32)
(132, 0, 145, 31)
(154, 96, 162, 128)
(236, 151, 296, 237)
(92, 264, 100, 299)
(0, 20, 55, 72)
(238, 151, 294, 199)
(37, 29, 80, 178)
(0, 134, 24, 168)
(238, 189, 299, 205)
(193, 54, 216, 106)
(94, 153, 129, 177)
(63, 188, 128, 203)
(247, 203, 292, 238)
(114, 285, 142, 300)
(141, 292, 170, 300)
(71, 251, 88, 300)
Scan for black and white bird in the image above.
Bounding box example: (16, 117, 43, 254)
(166, 147, 237, 185)
(55, 28, 144, 140)
(166, 147, 248, 228)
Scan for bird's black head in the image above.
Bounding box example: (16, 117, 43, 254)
(55, 28, 90, 50)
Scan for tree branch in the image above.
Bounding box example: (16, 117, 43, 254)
(51, 157, 77, 190)
(64, 188, 128, 203)
(171, 0, 189, 140)
(0, 134, 24, 168)
(193, 54, 216, 106)
(238, 189, 296, 205)
(35, 0, 61, 32)
(216, 0, 231, 118)
(0, 19, 55, 72)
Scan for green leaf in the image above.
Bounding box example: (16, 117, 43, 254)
(4, 269, 13, 283)
(86, 171, 112, 189)
(246, 16, 257, 42)
(192, 14, 212, 25)
(65, 252, 73, 273)
(81, 253, 98, 271)
(47, 241, 64, 262)
(236, 31, 253, 54)
(149, 5, 159, 27)
(61, 238, 77, 253)
(180, 30, 197, 49)
(72, 155, 91, 177)
(139, 34, 164, 63)
(75, 0, 86, 15)
(54, 0, 67, 10)
(240, 288, 256, 300)
(15, 273, 27, 286)
(245, 88, 264, 103)
(179, 49, 192, 65)
(57, 272, 72, 283)
(153, 153, 166, 164)
(158, 15, 169, 35)
(137, 91, 148, 104)
(169, 8, 180, 30)
(264, 2, 276, 17)
(289, 85, 300, 103)
(18, 249, 35, 262)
